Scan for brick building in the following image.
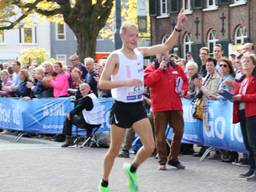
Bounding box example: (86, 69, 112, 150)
(149, 0, 255, 64)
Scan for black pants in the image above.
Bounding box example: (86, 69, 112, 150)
(239, 110, 256, 171)
(62, 114, 100, 137)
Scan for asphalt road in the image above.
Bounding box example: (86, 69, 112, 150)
(0, 134, 255, 192)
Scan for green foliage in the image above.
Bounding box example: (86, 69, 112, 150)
(0, 0, 16, 26)
(19, 48, 49, 65)
(35, 0, 63, 23)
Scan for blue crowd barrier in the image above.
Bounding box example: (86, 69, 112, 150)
(0, 97, 73, 133)
(0, 97, 246, 152)
(0, 97, 112, 135)
(167, 99, 246, 153)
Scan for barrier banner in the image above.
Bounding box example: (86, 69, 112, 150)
(24, 98, 73, 134)
(204, 100, 245, 152)
(166, 99, 204, 144)
(0, 97, 112, 135)
(166, 99, 246, 153)
(0, 97, 246, 152)
(0, 97, 73, 134)
(0, 98, 24, 131)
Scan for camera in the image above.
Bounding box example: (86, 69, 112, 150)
(153, 58, 160, 69)
(162, 58, 169, 70)
(68, 88, 78, 102)
(68, 88, 82, 103)
(168, 59, 177, 68)
(154, 57, 177, 70)
(68, 88, 78, 96)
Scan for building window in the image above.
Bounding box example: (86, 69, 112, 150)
(183, 32, 193, 56)
(56, 54, 67, 64)
(207, 0, 216, 7)
(234, 0, 246, 3)
(0, 30, 4, 44)
(207, 29, 218, 56)
(149, 0, 157, 16)
(160, 0, 168, 16)
(19, 27, 37, 44)
(230, 0, 247, 7)
(24, 28, 33, 43)
(183, 0, 191, 11)
(56, 23, 66, 40)
(170, 0, 179, 13)
(194, 0, 203, 8)
(234, 26, 248, 44)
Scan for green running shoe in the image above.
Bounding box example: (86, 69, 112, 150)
(123, 163, 138, 192)
(98, 184, 109, 192)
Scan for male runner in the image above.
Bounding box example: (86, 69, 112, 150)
(98, 9, 187, 192)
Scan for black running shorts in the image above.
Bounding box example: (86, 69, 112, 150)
(109, 100, 147, 128)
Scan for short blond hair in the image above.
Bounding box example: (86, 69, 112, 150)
(242, 53, 256, 66)
(186, 61, 198, 70)
(35, 66, 45, 75)
(200, 47, 209, 54)
(79, 82, 91, 90)
(42, 61, 53, 67)
(1, 69, 10, 76)
(84, 57, 94, 64)
(71, 67, 82, 76)
(69, 53, 79, 61)
(120, 22, 138, 34)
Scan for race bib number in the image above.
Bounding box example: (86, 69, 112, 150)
(126, 85, 144, 100)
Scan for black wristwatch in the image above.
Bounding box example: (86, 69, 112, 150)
(174, 27, 182, 32)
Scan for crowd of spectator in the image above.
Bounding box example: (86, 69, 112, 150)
(1, 42, 256, 180)
(0, 54, 109, 100)
(147, 43, 256, 173)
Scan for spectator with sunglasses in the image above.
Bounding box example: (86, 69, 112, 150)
(208, 58, 239, 163)
(208, 57, 235, 100)
(69, 54, 87, 79)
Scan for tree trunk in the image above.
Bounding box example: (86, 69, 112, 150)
(63, 1, 114, 62)
(69, 22, 99, 62)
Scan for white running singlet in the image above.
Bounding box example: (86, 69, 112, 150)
(111, 49, 144, 103)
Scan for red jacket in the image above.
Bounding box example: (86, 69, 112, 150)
(144, 63, 188, 113)
(233, 76, 256, 123)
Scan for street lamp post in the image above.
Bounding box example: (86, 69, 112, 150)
(114, 0, 122, 49)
